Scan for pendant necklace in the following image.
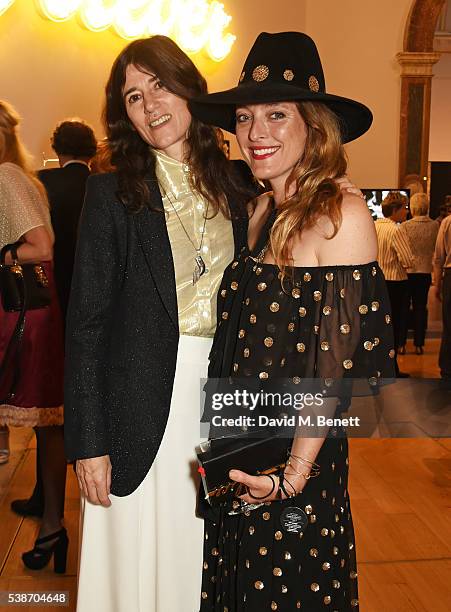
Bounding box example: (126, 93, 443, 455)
(162, 188, 209, 285)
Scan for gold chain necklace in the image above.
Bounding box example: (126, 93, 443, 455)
(162, 187, 209, 285)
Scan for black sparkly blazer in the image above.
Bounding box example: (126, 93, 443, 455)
(64, 166, 250, 496)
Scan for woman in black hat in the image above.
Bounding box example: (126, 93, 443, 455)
(190, 32, 396, 610)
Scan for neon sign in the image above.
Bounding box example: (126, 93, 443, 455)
(0, 0, 14, 16)
(1, 1, 235, 61)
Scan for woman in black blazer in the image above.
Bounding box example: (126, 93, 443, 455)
(64, 36, 253, 612)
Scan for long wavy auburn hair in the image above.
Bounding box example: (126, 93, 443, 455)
(104, 36, 252, 216)
(268, 101, 347, 275)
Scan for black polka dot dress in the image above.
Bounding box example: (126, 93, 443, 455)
(199, 215, 395, 611)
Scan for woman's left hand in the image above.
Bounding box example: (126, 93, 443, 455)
(229, 469, 303, 503)
(336, 175, 364, 199)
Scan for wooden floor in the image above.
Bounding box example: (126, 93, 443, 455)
(0, 433, 78, 611)
(0, 339, 449, 611)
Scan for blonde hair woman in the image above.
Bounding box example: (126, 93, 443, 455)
(0, 100, 67, 571)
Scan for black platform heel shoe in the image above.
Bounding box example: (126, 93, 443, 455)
(22, 527, 68, 573)
(11, 497, 44, 518)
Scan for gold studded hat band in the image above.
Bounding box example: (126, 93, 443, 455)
(189, 31, 372, 144)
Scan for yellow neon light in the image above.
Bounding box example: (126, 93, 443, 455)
(145, 0, 180, 36)
(0, 0, 14, 16)
(30, 0, 235, 60)
(176, 0, 210, 54)
(37, 0, 82, 22)
(205, 1, 235, 62)
(79, 0, 116, 32)
(113, 0, 150, 39)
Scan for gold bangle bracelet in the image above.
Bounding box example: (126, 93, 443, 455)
(286, 459, 320, 476)
(285, 468, 320, 480)
(288, 453, 320, 469)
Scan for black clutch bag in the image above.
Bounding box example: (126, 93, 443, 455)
(196, 431, 290, 505)
(0, 244, 51, 312)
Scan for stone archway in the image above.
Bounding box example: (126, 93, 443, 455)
(397, 0, 445, 188)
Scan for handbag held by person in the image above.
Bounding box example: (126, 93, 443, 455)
(196, 431, 289, 505)
(0, 243, 51, 312)
(0, 243, 51, 403)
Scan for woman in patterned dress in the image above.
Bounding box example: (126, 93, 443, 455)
(190, 32, 396, 611)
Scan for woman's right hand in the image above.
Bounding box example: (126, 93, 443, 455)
(76, 455, 112, 507)
(229, 469, 307, 503)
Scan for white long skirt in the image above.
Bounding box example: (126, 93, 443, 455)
(76, 335, 212, 612)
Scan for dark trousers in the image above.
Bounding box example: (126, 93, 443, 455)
(408, 273, 432, 347)
(386, 280, 409, 374)
(439, 268, 451, 379)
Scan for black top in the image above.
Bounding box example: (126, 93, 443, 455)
(209, 211, 396, 388)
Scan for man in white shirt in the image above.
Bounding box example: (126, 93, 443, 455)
(375, 192, 414, 377)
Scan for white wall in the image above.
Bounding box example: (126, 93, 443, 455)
(305, 0, 413, 188)
(0, 1, 124, 165)
(429, 52, 451, 162)
(0, 0, 306, 166)
(1, 0, 421, 189)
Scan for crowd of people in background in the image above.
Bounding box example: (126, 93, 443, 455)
(0, 78, 450, 593)
(374, 188, 450, 383)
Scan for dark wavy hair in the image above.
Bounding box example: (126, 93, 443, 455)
(51, 120, 97, 158)
(104, 35, 251, 216)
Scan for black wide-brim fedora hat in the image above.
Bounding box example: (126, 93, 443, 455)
(189, 31, 372, 144)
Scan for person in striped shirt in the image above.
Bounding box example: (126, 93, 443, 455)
(375, 191, 414, 376)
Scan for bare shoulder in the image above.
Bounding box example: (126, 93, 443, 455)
(340, 193, 375, 234)
(317, 193, 378, 265)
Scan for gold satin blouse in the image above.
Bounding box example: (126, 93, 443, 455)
(155, 150, 234, 337)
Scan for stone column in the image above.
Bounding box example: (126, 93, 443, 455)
(396, 51, 440, 188)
